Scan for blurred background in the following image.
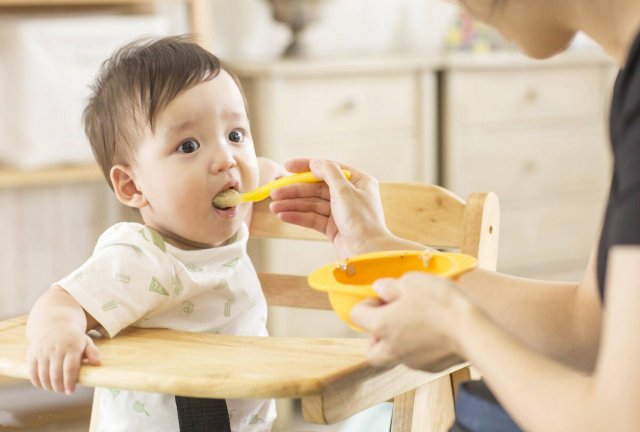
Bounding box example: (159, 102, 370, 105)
(0, 0, 614, 430)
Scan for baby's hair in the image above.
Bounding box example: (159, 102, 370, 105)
(83, 35, 243, 189)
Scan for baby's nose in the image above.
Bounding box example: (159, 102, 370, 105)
(209, 149, 236, 173)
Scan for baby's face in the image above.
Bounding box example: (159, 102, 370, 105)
(131, 70, 259, 249)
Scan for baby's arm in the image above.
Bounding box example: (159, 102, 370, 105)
(26, 285, 101, 395)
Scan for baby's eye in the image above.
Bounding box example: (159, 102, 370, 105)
(228, 130, 244, 143)
(177, 139, 200, 154)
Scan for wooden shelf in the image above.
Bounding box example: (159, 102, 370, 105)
(0, 0, 213, 192)
(0, 0, 158, 6)
(0, 164, 104, 190)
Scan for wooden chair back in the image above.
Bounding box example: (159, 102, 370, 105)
(251, 182, 500, 310)
(88, 182, 499, 432)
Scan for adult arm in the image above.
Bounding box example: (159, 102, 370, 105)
(351, 247, 634, 431)
(457, 246, 602, 370)
(456, 246, 638, 431)
(273, 158, 602, 368)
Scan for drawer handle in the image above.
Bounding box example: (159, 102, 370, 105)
(337, 98, 359, 113)
(522, 159, 537, 174)
(523, 88, 539, 104)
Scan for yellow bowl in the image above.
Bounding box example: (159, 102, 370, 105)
(307, 250, 477, 332)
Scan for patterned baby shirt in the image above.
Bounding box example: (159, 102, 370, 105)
(57, 222, 276, 432)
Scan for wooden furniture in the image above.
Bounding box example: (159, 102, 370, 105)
(231, 56, 443, 343)
(0, 0, 211, 318)
(441, 51, 614, 281)
(0, 0, 212, 48)
(0, 1, 212, 427)
(0, 181, 500, 431)
(0, 0, 214, 188)
(232, 56, 441, 185)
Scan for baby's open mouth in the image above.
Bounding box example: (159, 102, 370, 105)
(212, 189, 240, 209)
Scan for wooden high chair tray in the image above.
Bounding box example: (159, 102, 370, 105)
(0, 316, 371, 399)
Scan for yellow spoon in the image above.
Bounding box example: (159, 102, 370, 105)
(212, 169, 352, 209)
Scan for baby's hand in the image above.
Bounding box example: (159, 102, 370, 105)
(27, 327, 101, 394)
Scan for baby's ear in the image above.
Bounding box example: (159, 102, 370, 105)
(110, 165, 147, 209)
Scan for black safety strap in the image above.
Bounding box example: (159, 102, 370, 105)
(175, 396, 231, 432)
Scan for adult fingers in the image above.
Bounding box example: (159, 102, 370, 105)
(270, 182, 330, 201)
(283, 158, 312, 174)
(372, 278, 401, 303)
(366, 339, 399, 368)
(350, 299, 386, 333)
(269, 196, 331, 217)
(275, 211, 329, 235)
(308, 160, 354, 197)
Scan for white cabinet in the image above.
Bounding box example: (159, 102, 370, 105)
(442, 52, 615, 280)
(231, 57, 441, 337)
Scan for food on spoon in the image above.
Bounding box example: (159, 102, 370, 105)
(213, 189, 240, 209)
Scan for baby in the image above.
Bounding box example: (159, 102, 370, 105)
(26, 36, 280, 431)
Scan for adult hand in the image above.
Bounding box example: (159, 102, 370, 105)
(351, 272, 477, 372)
(27, 326, 101, 394)
(270, 159, 395, 258)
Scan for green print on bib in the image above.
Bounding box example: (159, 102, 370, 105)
(181, 300, 194, 316)
(102, 300, 118, 312)
(149, 276, 169, 296)
(107, 388, 121, 398)
(149, 228, 166, 252)
(115, 273, 130, 284)
(172, 275, 184, 296)
(249, 415, 265, 424)
(226, 232, 238, 245)
(139, 227, 166, 252)
(213, 281, 228, 291)
(132, 400, 150, 416)
(224, 302, 232, 317)
(186, 263, 203, 272)
(223, 256, 241, 269)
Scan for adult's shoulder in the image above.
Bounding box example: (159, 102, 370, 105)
(617, 31, 640, 126)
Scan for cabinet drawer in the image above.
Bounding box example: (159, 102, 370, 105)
(497, 195, 605, 269)
(447, 67, 605, 129)
(279, 74, 416, 139)
(445, 126, 611, 201)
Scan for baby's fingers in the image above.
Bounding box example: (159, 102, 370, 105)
(63, 352, 82, 395)
(83, 335, 101, 366)
(28, 354, 42, 389)
(37, 357, 52, 391)
(49, 356, 67, 393)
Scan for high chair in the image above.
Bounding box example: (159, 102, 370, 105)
(0, 182, 499, 431)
